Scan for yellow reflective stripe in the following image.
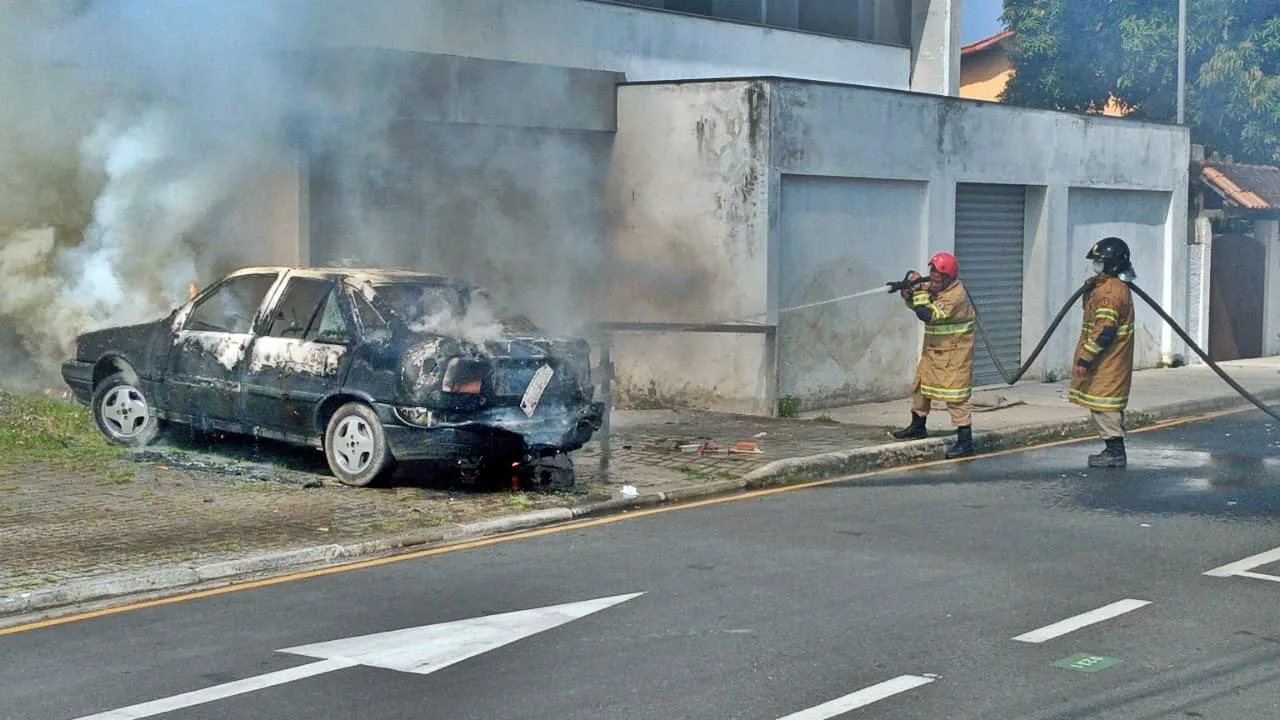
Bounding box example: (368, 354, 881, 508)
(1069, 388, 1128, 410)
(911, 291, 931, 307)
(1081, 322, 1134, 335)
(924, 320, 974, 336)
(1094, 308, 1120, 322)
(920, 384, 972, 401)
(1084, 341, 1102, 355)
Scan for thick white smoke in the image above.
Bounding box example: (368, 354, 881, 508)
(0, 0, 313, 390)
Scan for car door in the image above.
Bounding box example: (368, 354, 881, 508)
(242, 276, 356, 439)
(168, 271, 281, 426)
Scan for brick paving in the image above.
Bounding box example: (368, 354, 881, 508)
(0, 406, 891, 596)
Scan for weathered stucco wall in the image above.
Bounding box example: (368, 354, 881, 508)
(605, 80, 772, 413)
(777, 175, 928, 405)
(769, 81, 1189, 408)
(301, 51, 622, 337)
(304, 0, 911, 89)
(603, 78, 1188, 413)
(1065, 189, 1177, 372)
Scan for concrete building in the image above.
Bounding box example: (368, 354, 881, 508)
(244, 0, 1192, 416)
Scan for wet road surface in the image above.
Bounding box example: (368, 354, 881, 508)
(3, 410, 1280, 719)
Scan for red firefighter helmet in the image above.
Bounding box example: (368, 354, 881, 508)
(928, 251, 959, 278)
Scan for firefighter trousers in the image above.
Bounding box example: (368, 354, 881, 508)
(1090, 410, 1126, 439)
(912, 392, 972, 428)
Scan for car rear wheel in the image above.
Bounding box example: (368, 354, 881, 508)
(92, 373, 160, 447)
(323, 402, 393, 487)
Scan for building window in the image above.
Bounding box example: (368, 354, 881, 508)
(597, 0, 910, 47)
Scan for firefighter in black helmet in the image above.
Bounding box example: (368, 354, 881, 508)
(1071, 237, 1137, 468)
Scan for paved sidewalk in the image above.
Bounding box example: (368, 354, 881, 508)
(3, 357, 1279, 621)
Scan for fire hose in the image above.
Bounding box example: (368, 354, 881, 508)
(888, 272, 1280, 424)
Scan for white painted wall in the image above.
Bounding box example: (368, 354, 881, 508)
(770, 81, 1190, 395)
(607, 79, 1189, 413)
(777, 175, 928, 405)
(910, 0, 962, 95)
(1065, 189, 1176, 371)
(605, 81, 773, 413)
(1261, 220, 1280, 356)
(306, 0, 911, 89)
(1185, 215, 1213, 363)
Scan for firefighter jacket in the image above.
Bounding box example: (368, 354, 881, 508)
(905, 279, 976, 403)
(1069, 275, 1135, 412)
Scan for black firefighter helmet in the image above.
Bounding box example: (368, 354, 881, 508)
(1086, 236, 1135, 277)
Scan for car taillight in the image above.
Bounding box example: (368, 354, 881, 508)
(441, 357, 486, 394)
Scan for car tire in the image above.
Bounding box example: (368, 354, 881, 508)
(92, 373, 160, 447)
(323, 402, 393, 487)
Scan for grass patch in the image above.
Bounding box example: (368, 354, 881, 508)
(0, 393, 126, 466)
(506, 492, 535, 509)
(777, 396, 802, 419)
(97, 467, 135, 486)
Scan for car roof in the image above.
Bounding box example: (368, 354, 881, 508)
(226, 266, 465, 285)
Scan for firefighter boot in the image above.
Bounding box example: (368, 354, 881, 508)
(946, 425, 974, 459)
(1088, 437, 1127, 468)
(891, 412, 927, 440)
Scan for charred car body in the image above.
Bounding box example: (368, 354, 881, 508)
(61, 267, 605, 486)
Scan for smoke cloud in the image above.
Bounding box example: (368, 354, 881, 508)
(0, 0, 705, 395)
(0, 0, 321, 390)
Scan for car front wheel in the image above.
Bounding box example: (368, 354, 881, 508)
(92, 373, 160, 447)
(323, 402, 394, 487)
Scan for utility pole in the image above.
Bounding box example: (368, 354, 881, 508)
(1177, 0, 1186, 124)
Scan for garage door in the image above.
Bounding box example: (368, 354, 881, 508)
(954, 183, 1027, 387)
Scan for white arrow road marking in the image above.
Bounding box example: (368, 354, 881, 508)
(278, 591, 644, 673)
(774, 675, 937, 719)
(1204, 546, 1280, 583)
(71, 592, 644, 720)
(1012, 598, 1151, 644)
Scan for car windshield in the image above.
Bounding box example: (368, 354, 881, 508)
(368, 282, 539, 337)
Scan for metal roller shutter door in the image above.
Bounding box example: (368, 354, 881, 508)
(954, 183, 1026, 387)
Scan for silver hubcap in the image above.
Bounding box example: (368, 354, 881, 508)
(99, 385, 151, 440)
(334, 416, 375, 475)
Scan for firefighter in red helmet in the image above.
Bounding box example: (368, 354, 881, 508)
(891, 251, 977, 459)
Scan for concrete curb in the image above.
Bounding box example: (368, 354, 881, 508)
(3, 388, 1275, 622)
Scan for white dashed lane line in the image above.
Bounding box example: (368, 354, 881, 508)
(1012, 598, 1153, 644)
(774, 675, 937, 719)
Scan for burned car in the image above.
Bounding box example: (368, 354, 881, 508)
(61, 267, 605, 486)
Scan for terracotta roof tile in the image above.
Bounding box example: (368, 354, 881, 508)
(962, 29, 1014, 57)
(1199, 162, 1280, 211)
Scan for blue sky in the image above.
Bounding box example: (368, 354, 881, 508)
(963, 0, 1006, 44)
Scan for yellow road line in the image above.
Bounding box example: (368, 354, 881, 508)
(0, 404, 1251, 636)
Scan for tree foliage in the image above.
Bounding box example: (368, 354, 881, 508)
(1000, 0, 1280, 163)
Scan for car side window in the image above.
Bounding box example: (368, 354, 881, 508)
(350, 291, 388, 336)
(186, 274, 278, 334)
(306, 289, 352, 345)
(266, 278, 333, 339)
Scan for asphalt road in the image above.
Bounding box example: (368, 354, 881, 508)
(4, 410, 1280, 719)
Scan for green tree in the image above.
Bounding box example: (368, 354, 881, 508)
(1000, 0, 1280, 163)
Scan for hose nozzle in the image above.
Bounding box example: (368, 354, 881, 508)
(886, 270, 930, 294)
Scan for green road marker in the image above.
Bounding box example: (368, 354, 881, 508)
(1053, 653, 1122, 673)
